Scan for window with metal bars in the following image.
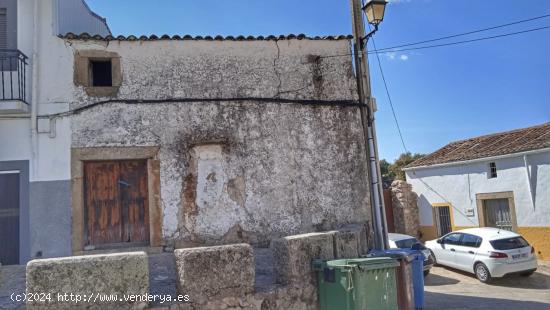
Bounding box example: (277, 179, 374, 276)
(488, 162, 497, 179)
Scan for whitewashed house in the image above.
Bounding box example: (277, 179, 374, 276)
(405, 123, 550, 260)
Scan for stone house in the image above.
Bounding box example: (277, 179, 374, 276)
(405, 123, 550, 260)
(0, 0, 372, 265)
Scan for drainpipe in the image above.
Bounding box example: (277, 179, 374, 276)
(30, 0, 40, 179)
(523, 155, 535, 210)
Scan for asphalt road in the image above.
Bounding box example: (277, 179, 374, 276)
(425, 264, 550, 310)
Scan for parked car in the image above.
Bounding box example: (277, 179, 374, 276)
(425, 227, 538, 283)
(388, 233, 434, 276)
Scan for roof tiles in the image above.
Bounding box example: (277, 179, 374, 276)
(407, 122, 550, 168)
(60, 32, 353, 41)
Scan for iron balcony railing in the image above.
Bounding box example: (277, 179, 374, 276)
(0, 49, 29, 104)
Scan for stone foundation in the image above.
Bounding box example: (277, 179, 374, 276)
(25, 225, 369, 310)
(26, 252, 149, 310)
(174, 244, 255, 305)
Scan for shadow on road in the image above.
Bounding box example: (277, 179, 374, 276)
(425, 291, 550, 310)
(489, 272, 550, 290)
(424, 273, 460, 286)
(434, 266, 550, 290)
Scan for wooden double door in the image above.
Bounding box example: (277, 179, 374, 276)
(84, 160, 149, 248)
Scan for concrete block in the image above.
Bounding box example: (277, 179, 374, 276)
(174, 243, 255, 305)
(334, 230, 360, 259)
(272, 232, 335, 285)
(26, 252, 149, 310)
(339, 223, 369, 255)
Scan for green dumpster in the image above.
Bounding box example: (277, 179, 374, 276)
(313, 257, 399, 310)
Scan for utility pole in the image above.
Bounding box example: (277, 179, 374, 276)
(350, 0, 389, 250)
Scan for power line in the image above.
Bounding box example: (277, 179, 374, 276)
(371, 25, 550, 54)
(367, 27, 409, 154)
(319, 23, 550, 59)
(375, 13, 550, 52)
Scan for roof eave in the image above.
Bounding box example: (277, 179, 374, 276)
(403, 147, 550, 172)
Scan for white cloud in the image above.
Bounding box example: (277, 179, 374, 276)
(385, 52, 409, 61)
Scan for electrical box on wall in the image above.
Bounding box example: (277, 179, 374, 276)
(37, 118, 56, 138)
(465, 208, 475, 217)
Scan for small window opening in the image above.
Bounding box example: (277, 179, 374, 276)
(488, 162, 497, 179)
(90, 60, 112, 87)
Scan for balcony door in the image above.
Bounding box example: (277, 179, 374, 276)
(0, 0, 17, 50)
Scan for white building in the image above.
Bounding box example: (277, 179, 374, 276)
(0, 0, 110, 265)
(405, 123, 550, 261)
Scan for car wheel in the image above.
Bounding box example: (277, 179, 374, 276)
(520, 271, 535, 277)
(423, 270, 430, 277)
(474, 263, 492, 283)
(430, 250, 438, 265)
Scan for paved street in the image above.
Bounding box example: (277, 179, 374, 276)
(425, 264, 550, 310)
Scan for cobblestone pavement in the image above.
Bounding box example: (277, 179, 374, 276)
(425, 264, 550, 310)
(0, 265, 26, 310)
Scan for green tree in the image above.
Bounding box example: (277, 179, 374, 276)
(380, 159, 395, 188)
(389, 152, 425, 181)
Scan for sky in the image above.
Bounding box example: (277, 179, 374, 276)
(86, 0, 550, 162)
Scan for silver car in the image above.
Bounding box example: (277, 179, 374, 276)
(388, 233, 434, 276)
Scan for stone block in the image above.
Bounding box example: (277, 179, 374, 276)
(272, 232, 335, 285)
(339, 223, 369, 255)
(174, 243, 254, 305)
(334, 230, 359, 259)
(26, 252, 149, 310)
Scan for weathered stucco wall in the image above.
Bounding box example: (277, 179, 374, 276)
(67, 38, 370, 247)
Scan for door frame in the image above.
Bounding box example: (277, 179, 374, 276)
(71, 147, 162, 254)
(0, 160, 30, 264)
(476, 191, 518, 232)
(432, 203, 455, 237)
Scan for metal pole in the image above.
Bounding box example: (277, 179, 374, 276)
(350, 0, 389, 250)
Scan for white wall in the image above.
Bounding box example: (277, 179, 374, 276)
(56, 0, 110, 36)
(406, 150, 550, 228)
(1, 0, 79, 182)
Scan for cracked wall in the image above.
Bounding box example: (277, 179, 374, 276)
(67, 38, 370, 247)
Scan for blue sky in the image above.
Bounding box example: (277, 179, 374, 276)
(87, 0, 550, 162)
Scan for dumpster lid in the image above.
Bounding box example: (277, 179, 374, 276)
(314, 257, 399, 270)
(367, 249, 422, 262)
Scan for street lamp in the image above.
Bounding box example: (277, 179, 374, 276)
(361, 0, 387, 44)
(362, 0, 387, 26)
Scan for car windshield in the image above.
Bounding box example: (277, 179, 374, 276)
(395, 238, 425, 249)
(490, 237, 529, 250)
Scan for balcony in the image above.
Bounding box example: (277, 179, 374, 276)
(0, 49, 29, 114)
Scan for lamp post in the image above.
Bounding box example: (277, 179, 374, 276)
(350, 0, 389, 250)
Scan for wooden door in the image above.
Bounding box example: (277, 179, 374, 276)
(0, 172, 19, 265)
(119, 161, 149, 243)
(84, 160, 149, 247)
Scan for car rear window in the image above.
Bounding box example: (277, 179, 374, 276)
(490, 237, 529, 250)
(395, 238, 425, 249)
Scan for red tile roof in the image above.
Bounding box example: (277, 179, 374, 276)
(407, 122, 550, 168)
